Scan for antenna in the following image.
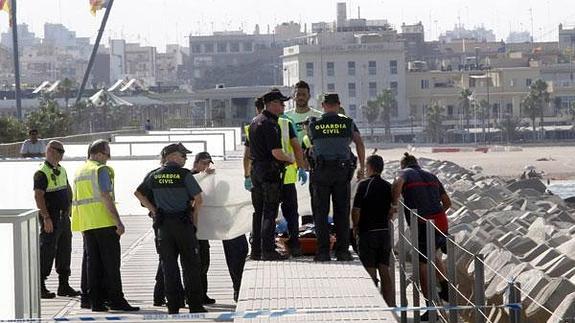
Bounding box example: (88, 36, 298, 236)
(529, 7, 534, 48)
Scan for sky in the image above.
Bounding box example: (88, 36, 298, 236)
(1, 0, 575, 51)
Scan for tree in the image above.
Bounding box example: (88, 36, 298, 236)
(378, 89, 396, 142)
(496, 115, 521, 143)
(26, 94, 72, 138)
(59, 78, 75, 109)
(362, 101, 380, 138)
(552, 96, 563, 116)
(522, 79, 550, 140)
(0, 116, 26, 143)
(458, 88, 473, 142)
(425, 103, 445, 143)
(476, 99, 489, 142)
(567, 101, 575, 122)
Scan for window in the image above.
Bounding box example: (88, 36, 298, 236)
(327, 62, 335, 76)
(506, 103, 513, 114)
(390, 60, 398, 74)
(447, 105, 454, 116)
(243, 42, 253, 52)
(421, 79, 429, 89)
(327, 83, 335, 91)
(230, 42, 240, 52)
(526, 78, 532, 87)
(348, 83, 356, 97)
(306, 62, 314, 77)
(469, 78, 476, 88)
(369, 82, 377, 98)
(217, 42, 227, 52)
(349, 104, 357, 118)
(204, 43, 214, 53)
(191, 44, 201, 53)
(390, 81, 398, 95)
(348, 61, 356, 76)
(368, 61, 377, 75)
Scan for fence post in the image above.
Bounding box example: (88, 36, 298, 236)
(474, 255, 486, 323)
(411, 210, 420, 323)
(388, 220, 396, 307)
(447, 235, 458, 323)
(508, 281, 521, 323)
(426, 221, 437, 323)
(397, 204, 408, 323)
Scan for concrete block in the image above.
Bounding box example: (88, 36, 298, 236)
(526, 278, 575, 323)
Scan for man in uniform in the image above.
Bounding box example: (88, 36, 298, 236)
(391, 153, 451, 318)
(33, 140, 80, 299)
(243, 97, 265, 191)
(71, 140, 139, 312)
(308, 93, 365, 262)
(134, 143, 206, 314)
(249, 88, 295, 261)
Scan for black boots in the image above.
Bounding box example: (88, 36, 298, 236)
(57, 277, 81, 297)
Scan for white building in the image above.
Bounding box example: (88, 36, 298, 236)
(282, 31, 407, 123)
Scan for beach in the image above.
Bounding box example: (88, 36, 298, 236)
(374, 145, 575, 180)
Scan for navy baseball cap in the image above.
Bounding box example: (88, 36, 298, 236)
(161, 143, 192, 158)
(262, 88, 290, 104)
(322, 93, 340, 104)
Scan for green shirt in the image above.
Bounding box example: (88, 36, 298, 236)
(284, 107, 323, 144)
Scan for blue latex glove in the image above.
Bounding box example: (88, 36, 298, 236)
(244, 177, 253, 191)
(298, 168, 308, 185)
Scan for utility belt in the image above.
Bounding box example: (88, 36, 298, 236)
(314, 156, 355, 169)
(46, 208, 70, 220)
(153, 207, 192, 229)
(252, 160, 287, 182)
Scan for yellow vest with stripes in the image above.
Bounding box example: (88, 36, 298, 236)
(71, 160, 117, 232)
(38, 163, 68, 193)
(278, 117, 297, 184)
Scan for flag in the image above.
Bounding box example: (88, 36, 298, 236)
(1, 0, 13, 27)
(89, 0, 109, 16)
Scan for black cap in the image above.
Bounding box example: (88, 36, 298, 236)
(161, 143, 192, 158)
(322, 93, 340, 104)
(194, 151, 213, 164)
(262, 88, 290, 104)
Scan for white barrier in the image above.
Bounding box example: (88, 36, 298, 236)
(0, 209, 40, 319)
(149, 129, 238, 151)
(171, 127, 242, 147)
(59, 142, 207, 159)
(113, 134, 225, 157)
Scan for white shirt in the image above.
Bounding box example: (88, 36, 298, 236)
(20, 139, 46, 156)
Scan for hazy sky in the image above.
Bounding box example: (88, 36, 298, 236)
(1, 0, 575, 51)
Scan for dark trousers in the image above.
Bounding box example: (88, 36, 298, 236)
(84, 226, 124, 307)
(158, 217, 203, 309)
(222, 235, 248, 292)
(311, 165, 352, 255)
(250, 169, 282, 254)
(40, 211, 72, 283)
(198, 240, 210, 298)
(280, 183, 300, 248)
(80, 236, 89, 304)
(153, 225, 183, 303)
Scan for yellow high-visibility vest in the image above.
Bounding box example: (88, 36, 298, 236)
(38, 162, 68, 193)
(278, 117, 297, 185)
(71, 160, 117, 232)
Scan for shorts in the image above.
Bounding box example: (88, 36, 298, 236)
(416, 212, 448, 264)
(358, 230, 391, 268)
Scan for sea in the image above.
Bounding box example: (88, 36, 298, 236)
(547, 180, 575, 200)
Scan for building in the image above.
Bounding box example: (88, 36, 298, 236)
(506, 31, 532, 44)
(0, 24, 41, 50)
(400, 22, 426, 61)
(124, 43, 157, 87)
(282, 31, 407, 123)
(187, 28, 300, 90)
(155, 44, 189, 87)
(439, 24, 497, 43)
(559, 24, 575, 52)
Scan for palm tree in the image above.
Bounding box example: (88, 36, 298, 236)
(59, 78, 75, 109)
(496, 115, 521, 143)
(362, 101, 380, 138)
(425, 103, 445, 143)
(531, 79, 550, 135)
(521, 95, 538, 140)
(476, 99, 489, 142)
(458, 88, 473, 142)
(374, 89, 396, 142)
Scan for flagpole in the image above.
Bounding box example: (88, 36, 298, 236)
(75, 0, 114, 105)
(10, 0, 22, 120)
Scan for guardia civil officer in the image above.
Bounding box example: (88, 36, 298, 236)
(33, 140, 80, 299)
(308, 93, 365, 262)
(249, 89, 295, 261)
(134, 143, 206, 314)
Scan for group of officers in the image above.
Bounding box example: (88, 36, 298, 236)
(33, 79, 451, 318)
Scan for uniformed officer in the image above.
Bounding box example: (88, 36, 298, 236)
(33, 140, 80, 299)
(243, 97, 265, 191)
(134, 143, 206, 314)
(308, 93, 365, 262)
(248, 88, 295, 261)
(71, 140, 139, 312)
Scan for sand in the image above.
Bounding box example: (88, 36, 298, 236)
(371, 145, 575, 180)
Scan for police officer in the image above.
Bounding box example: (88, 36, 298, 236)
(33, 140, 80, 299)
(71, 140, 139, 312)
(308, 93, 365, 262)
(134, 143, 206, 314)
(249, 88, 295, 261)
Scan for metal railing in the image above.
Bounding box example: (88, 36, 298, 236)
(390, 201, 569, 323)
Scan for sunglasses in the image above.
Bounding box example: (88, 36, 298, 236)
(50, 146, 65, 155)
